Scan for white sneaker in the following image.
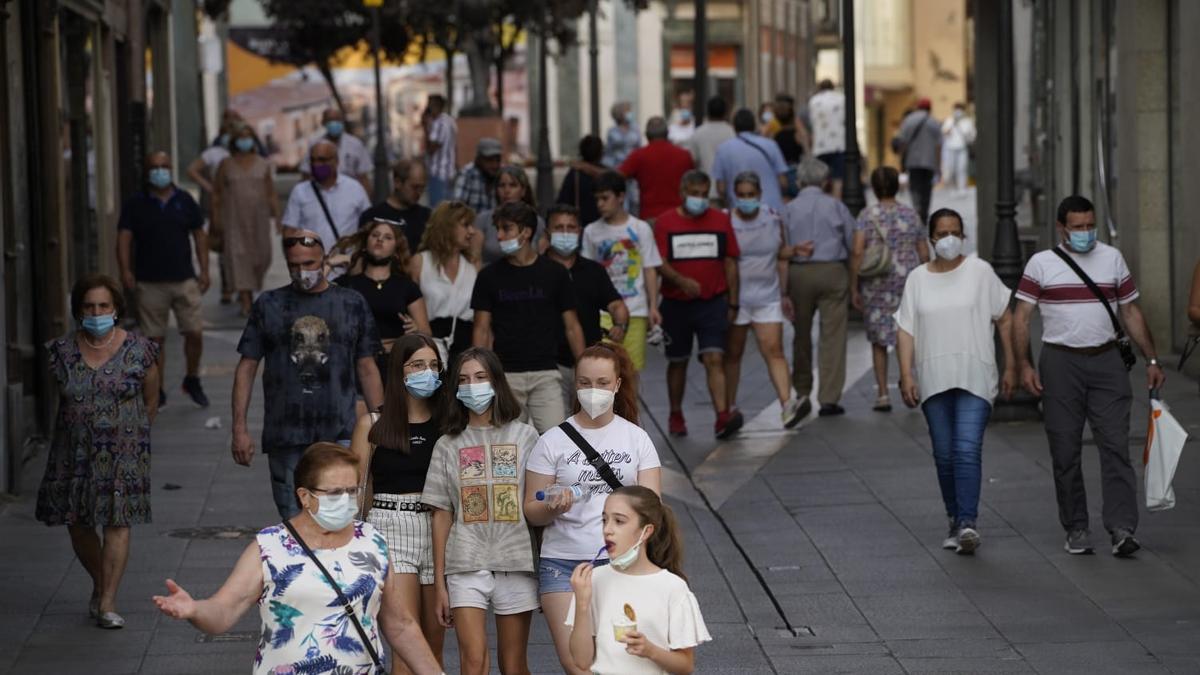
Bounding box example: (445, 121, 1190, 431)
(781, 397, 811, 429)
(942, 519, 959, 550)
(955, 527, 980, 555)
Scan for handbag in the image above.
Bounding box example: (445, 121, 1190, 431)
(281, 520, 384, 671)
(1051, 248, 1136, 370)
(557, 422, 623, 491)
(857, 220, 893, 278)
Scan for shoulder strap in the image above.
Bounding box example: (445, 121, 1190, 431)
(737, 134, 774, 166)
(1051, 247, 1124, 336)
(557, 421, 623, 491)
(282, 520, 383, 668)
(310, 181, 342, 239)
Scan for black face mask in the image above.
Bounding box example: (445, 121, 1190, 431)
(364, 253, 393, 267)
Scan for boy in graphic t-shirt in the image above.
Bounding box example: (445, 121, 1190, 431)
(653, 170, 743, 440)
(472, 201, 586, 433)
(583, 170, 663, 371)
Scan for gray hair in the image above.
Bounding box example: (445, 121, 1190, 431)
(610, 101, 631, 122)
(645, 116, 669, 140)
(679, 169, 711, 191)
(796, 158, 830, 188)
(733, 171, 761, 192)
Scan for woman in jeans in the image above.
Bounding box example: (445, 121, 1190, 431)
(895, 208, 1015, 555)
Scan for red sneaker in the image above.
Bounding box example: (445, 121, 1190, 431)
(715, 409, 745, 439)
(668, 411, 688, 437)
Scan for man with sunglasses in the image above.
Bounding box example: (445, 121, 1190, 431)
(281, 141, 371, 271)
(232, 228, 384, 518)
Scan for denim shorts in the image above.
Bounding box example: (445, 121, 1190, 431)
(538, 557, 610, 594)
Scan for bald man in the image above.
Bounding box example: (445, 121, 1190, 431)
(117, 151, 211, 408)
(299, 108, 373, 192)
(281, 140, 371, 275)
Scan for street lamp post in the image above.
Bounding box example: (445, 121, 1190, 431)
(369, 3, 389, 201)
(693, 0, 707, 123)
(840, 0, 865, 216)
(535, 25, 555, 209)
(589, 0, 600, 137)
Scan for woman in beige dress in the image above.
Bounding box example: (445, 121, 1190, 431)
(212, 124, 279, 315)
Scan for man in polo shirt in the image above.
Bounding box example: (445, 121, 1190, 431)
(299, 108, 374, 192)
(1014, 195, 1166, 558)
(117, 151, 210, 408)
(654, 170, 743, 439)
(618, 116, 695, 223)
(423, 95, 457, 206)
(452, 137, 503, 213)
(712, 108, 790, 210)
(281, 140, 371, 276)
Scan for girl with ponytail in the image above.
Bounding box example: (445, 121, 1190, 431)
(566, 486, 711, 674)
(524, 343, 662, 675)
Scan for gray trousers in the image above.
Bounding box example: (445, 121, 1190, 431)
(1039, 344, 1137, 534)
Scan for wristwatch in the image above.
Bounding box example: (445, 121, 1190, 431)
(1147, 357, 1160, 367)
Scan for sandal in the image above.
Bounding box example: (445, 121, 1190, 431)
(873, 395, 892, 412)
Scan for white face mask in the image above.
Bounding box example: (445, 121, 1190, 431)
(577, 387, 616, 419)
(933, 235, 964, 261)
(292, 268, 323, 291)
(610, 526, 649, 571)
(307, 492, 356, 531)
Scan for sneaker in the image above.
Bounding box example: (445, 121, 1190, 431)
(781, 397, 811, 429)
(715, 409, 744, 439)
(1111, 529, 1140, 558)
(182, 376, 210, 408)
(956, 525, 981, 555)
(1064, 529, 1094, 555)
(942, 519, 960, 550)
(668, 411, 688, 437)
(818, 403, 845, 417)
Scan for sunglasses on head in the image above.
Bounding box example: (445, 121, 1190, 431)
(283, 236, 322, 248)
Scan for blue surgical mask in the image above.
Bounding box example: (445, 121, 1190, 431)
(235, 137, 255, 153)
(148, 167, 172, 189)
(1067, 229, 1097, 253)
(404, 369, 441, 399)
(735, 198, 760, 215)
(456, 382, 495, 414)
(325, 120, 345, 138)
(307, 492, 356, 532)
(684, 195, 708, 216)
(81, 313, 116, 337)
(550, 232, 579, 255)
(624, 111, 635, 124)
(499, 237, 523, 256)
(679, 109, 693, 123)
(218, 134, 231, 148)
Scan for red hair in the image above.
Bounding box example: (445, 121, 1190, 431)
(571, 342, 639, 424)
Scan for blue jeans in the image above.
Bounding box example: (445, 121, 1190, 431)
(921, 389, 991, 526)
(267, 440, 351, 519)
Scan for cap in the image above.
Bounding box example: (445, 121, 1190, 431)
(477, 137, 502, 158)
(917, 97, 932, 110)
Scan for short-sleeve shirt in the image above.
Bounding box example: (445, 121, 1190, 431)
(471, 256, 578, 372)
(556, 257, 623, 367)
(1015, 242, 1139, 348)
(117, 189, 203, 282)
(782, 186, 857, 263)
(895, 257, 1013, 403)
(895, 111, 942, 171)
(618, 140, 694, 221)
(654, 208, 740, 301)
(358, 201, 431, 254)
(808, 89, 847, 156)
(581, 216, 663, 317)
(371, 419, 440, 494)
(337, 273, 423, 340)
(729, 207, 785, 308)
(711, 132, 790, 210)
(420, 420, 540, 575)
(427, 113, 458, 180)
(236, 284, 381, 449)
(281, 176, 371, 252)
(298, 133, 374, 178)
(527, 415, 661, 559)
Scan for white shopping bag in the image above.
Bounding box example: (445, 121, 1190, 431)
(1143, 396, 1187, 511)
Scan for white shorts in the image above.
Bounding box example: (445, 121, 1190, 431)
(367, 493, 435, 585)
(734, 301, 785, 326)
(445, 570, 539, 615)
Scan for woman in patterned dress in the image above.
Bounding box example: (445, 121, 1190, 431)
(849, 167, 929, 412)
(154, 443, 442, 674)
(36, 276, 159, 629)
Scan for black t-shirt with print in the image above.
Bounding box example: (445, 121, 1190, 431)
(338, 273, 423, 340)
(471, 255, 578, 372)
(370, 419, 441, 494)
(555, 256, 622, 367)
(237, 284, 381, 449)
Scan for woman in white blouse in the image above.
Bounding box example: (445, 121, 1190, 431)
(411, 202, 480, 364)
(895, 208, 1016, 556)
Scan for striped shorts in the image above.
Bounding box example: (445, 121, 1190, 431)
(367, 493, 435, 585)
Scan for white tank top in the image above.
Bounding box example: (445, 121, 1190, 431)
(418, 250, 476, 321)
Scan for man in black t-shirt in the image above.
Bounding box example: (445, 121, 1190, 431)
(358, 158, 431, 253)
(545, 205, 629, 408)
(471, 202, 585, 432)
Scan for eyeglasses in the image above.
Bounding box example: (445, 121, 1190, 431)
(308, 486, 362, 497)
(404, 359, 441, 372)
(283, 236, 322, 248)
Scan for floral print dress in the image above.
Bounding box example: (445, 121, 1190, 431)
(36, 332, 157, 527)
(857, 202, 924, 347)
(254, 521, 390, 675)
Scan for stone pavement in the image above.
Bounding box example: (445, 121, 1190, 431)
(4, 228, 1200, 673)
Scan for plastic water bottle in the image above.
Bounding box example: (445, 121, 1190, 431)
(535, 484, 591, 503)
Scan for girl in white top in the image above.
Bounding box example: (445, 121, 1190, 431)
(567, 486, 711, 675)
(895, 208, 1015, 555)
(410, 202, 480, 363)
(525, 343, 662, 675)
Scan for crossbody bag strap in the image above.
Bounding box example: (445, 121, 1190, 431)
(737, 135, 774, 167)
(1051, 247, 1125, 336)
(557, 421, 623, 491)
(282, 520, 383, 669)
(310, 181, 343, 240)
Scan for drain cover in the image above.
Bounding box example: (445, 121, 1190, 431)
(165, 526, 258, 540)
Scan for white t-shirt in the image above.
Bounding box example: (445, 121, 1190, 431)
(281, 175, 371, 252)
(894, 257, 1012, 403)
(581, 217, 663, 318)
(527, 415, 661, 560)
(298, 133, 374, 179)
(566, 566, 711, 675)
(1015, 242, 1139, 348)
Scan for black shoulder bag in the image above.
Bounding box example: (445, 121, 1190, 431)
(310, 181, 343, 240)
(1051, 247, 1136, 371)
(282, 520, 384, 670)
(558, 422, 623, 491)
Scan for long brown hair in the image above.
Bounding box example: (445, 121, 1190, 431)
(368, 334, 445, 451)
(334, 219, 411, 276)
(442, 347, 523, 435)
(571, 342, 639, 424)
(612, 486, 686, 582)
(419, 201, 477, 268)
(496, 165, 537, 209)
